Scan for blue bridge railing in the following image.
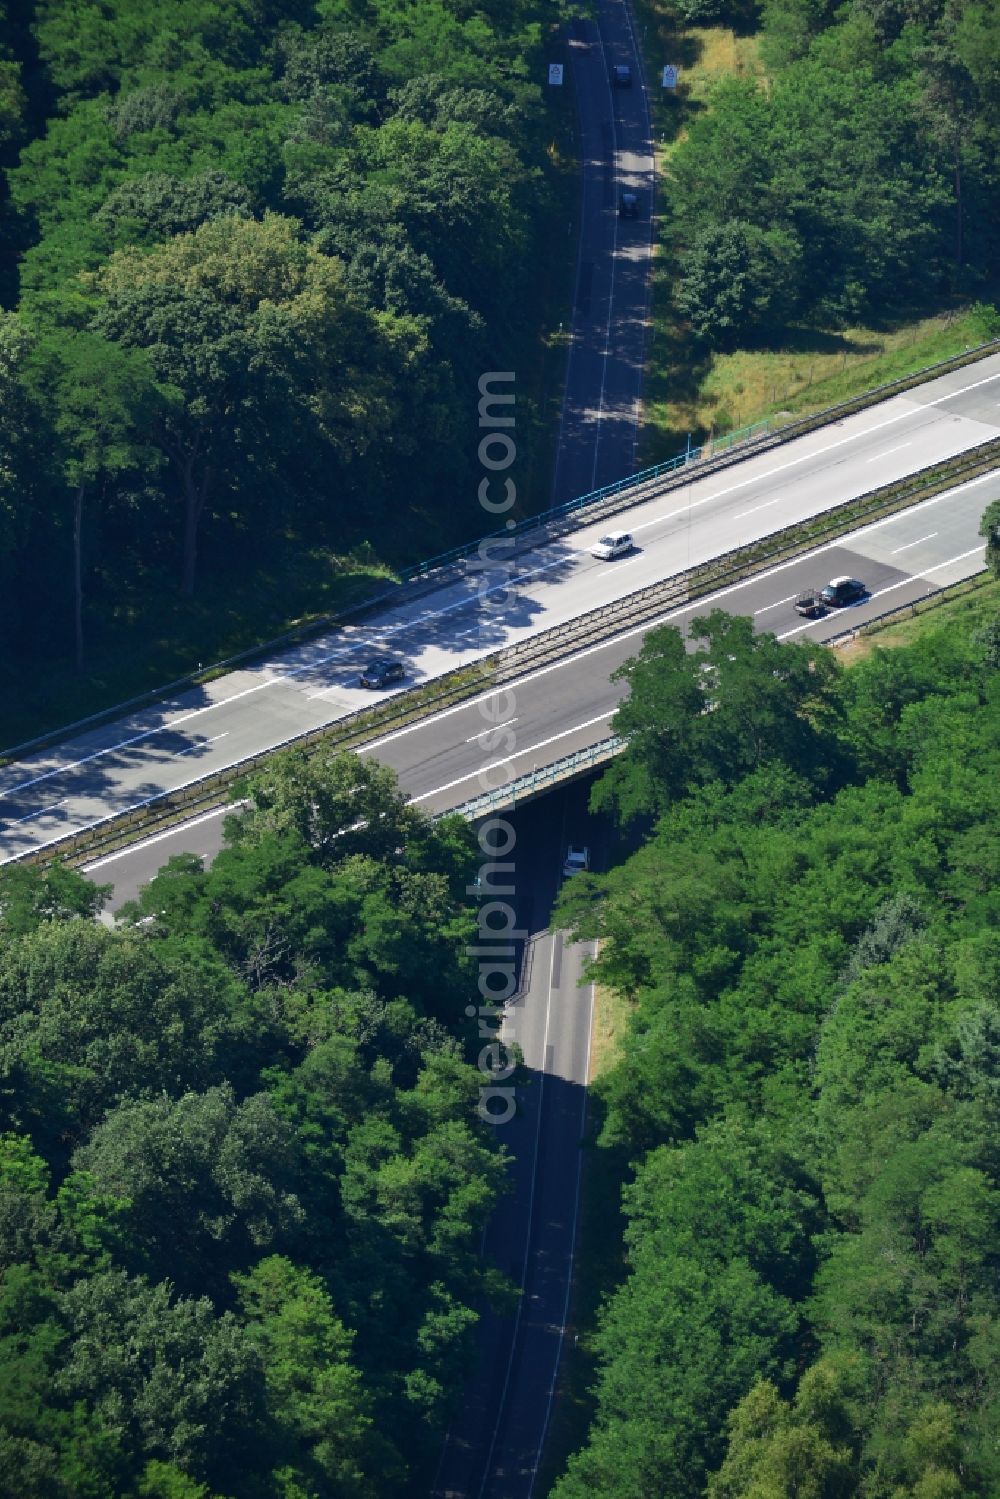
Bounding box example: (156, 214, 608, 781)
(405, 420, 772, 581)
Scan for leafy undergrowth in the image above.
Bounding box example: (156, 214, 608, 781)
(545, 588, 1000, 1498)
(835, 573, 999, 665)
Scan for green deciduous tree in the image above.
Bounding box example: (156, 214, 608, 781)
(230, 746, 424, 866)
(552, 603, 1000, 1497)
(0, 861, 109, 940)
(980, 497, 1000, 577)
(95, 171, 254, 248)
(236, 1255, 378, 1496)
(593, 611, 841, 823)
(677, 220, 804, 347)
(708, 1358, 861, 1499)
(74, 1087, 304, 1293)
(553, 1118, 818, 1499)
(91, 214, 399, 593)
(0, 1264, 265, 1495)
(0, 922, 250, 1153)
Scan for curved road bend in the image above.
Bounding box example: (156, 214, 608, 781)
(552, 0, 654, 504)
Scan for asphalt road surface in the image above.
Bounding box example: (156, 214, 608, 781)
(3, 354, 999, 866)
(77, 477, 993, 1499)
(8, 5, 993, 1493)
(551, 0, 654, 502)
(86, 472, 991, 905)
(432, 782, 603, 1499)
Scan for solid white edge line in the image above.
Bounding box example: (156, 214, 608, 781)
(775, 545, 985, 641)
(15, 471, 997, 865)
(588, 17, 623, 493)
(634, 366, 1000, 530)
(548, 15, 592, 508)
(410, 712, 615, 804)
(80, 536, 988, 871)
(362, 469, 997, 759)
(527, 936, 597, 1497)
(6, 368, 1000, 806)
(475, 930, 560, 1499)
(82, 801, 240, 871)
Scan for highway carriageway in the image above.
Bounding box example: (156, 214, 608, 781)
(0, 354, 999, 867)
(79, 472, 991, 908)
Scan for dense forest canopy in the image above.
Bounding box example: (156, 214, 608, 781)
(0, 749, 513, 1496)
(1, 0, 999, 1492)
(551, 562, 1000, 1496)
(0, 0, 560, 684)
(667, 0, 1000, 346)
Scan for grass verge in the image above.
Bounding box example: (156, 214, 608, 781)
(630, 1, 996, 462)
(835, 572, 998, 665)
(646, 308, 993, 457)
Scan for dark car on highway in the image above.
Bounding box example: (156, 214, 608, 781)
(360, 658, 405, 689)
(820, 576, 867, 608)
(612, 64, 632, 87)
(618, 190, 640, 219)
(794, 589, 825, 618)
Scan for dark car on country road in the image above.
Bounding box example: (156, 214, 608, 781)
(618, 190, 640, 219)
(360, 658, 405, 689)
(612, 64, 632, 87)
(820, 576, 867, 608)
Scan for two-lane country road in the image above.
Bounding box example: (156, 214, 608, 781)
(431, 782, 601, 1499)
(77, 473, 993, 1499)
(553, 0, 654, 503)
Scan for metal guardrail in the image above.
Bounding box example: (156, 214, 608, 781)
(5, 666, 492, 869)
(450, 574, 997, 823)
(406, 332, 1000, 577)
(494, 435, 1000, 678)
(9, 434, 999, 871)
(825, 569, 992, 646)
(408, 421, 774, 577)
(8, 332, 999, 769)
(446, 736, 626, 820)
(447, 571, 996, 821)
(0, 425, 767, 767)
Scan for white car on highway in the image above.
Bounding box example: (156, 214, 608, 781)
(562, 844, 591, 878)
(590, 531, 635, 560)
